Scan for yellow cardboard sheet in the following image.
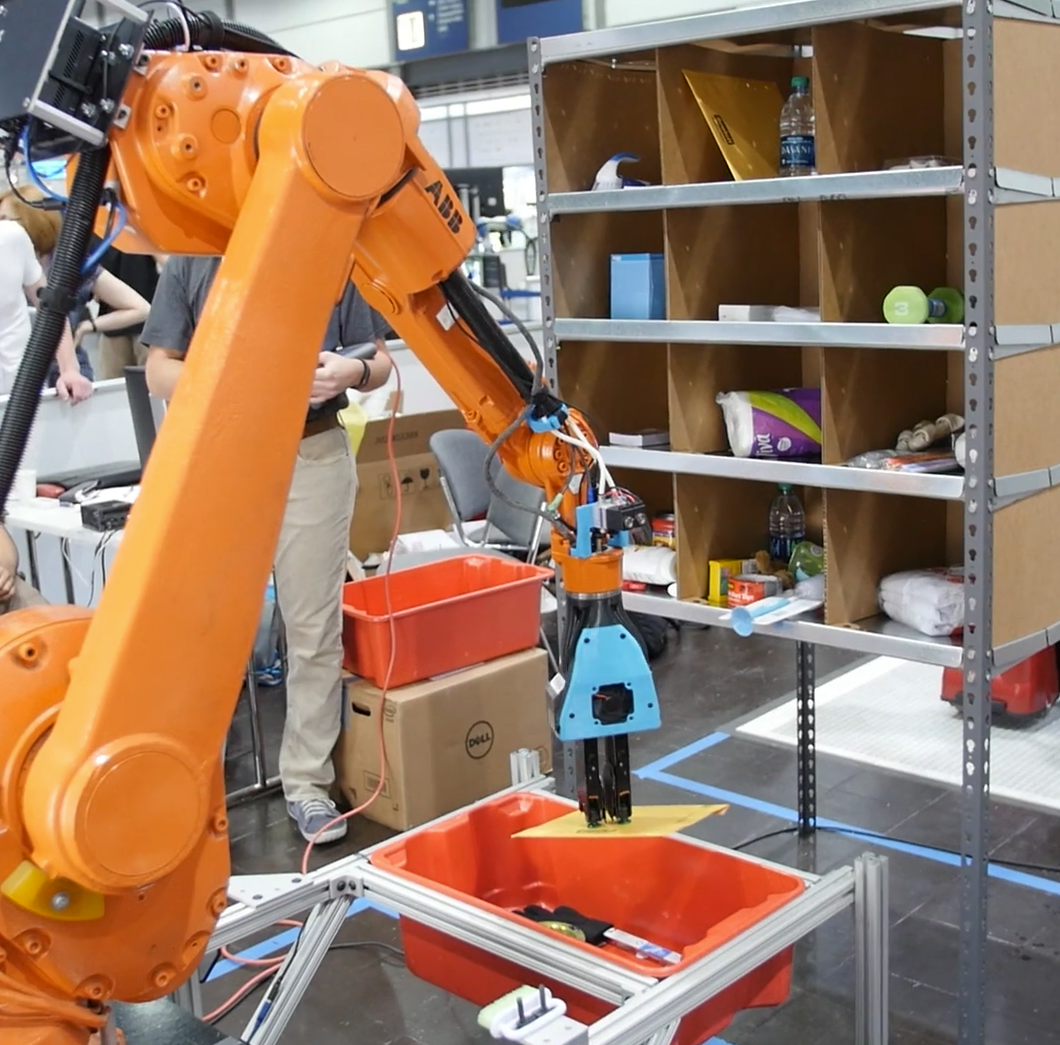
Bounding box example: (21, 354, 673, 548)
(513, 804, 729, 839)
(682, 70, 784, 181)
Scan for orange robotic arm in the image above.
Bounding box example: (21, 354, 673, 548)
(0, 19, 655, 1045)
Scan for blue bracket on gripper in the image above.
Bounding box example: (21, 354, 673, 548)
(554, 624, 661, 741)
(528, 413, 562, 433)
(572, 503, 595, 559)
(608, 531, 631, 550)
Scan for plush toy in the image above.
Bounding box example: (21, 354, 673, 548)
(896, 413, 964, 453)
(754, 550, 795, 590)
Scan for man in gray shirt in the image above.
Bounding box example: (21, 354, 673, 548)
(143, 256, 392, 844)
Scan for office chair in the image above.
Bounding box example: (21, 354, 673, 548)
(428, 428, 550, 562)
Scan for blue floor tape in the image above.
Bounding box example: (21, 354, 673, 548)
(638, 765, 1060, 898)
(636, 731, 730, 777)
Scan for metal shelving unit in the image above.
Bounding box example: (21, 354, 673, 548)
(530, 0, 1060, 1041)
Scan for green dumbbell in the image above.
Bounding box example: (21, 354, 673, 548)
(883, 286, 964, 325)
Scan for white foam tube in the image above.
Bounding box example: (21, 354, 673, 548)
(724, 595, 824, 637)
(622, 545, 677, 586)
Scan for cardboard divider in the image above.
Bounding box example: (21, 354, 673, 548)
(995, 20, 1060, 176)
(543, 56, 661, 194)
(995, 204, 1060, 327)
(558, 341, 669, 439)
(666, 205, 802, 320)
(824, 490, 949, 625)
(819, 197, 949, 323)
(821, 348, 948, 465)
(994, 486, 1060, 649)
(812, 21, 954, 174)
(818, 186, 953, 472)
(552, 210, 664, 320)
(669, 345, 804, 454)
(675, 475, 778, 599)
(996, 345, 1060, 480)
(656, 39, 799, 184)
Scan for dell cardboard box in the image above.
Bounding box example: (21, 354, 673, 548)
(348, 408, 464, 560)
(336, 648, 551, 831)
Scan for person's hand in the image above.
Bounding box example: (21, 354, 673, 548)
(309, 352, 364, 406)
(74, 320, 93, 347)
(55, 368, 94, 404)
(0, 565, 15, 603)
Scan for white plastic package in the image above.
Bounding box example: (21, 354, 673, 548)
(715, 388, 822, 459)
(878, 568, 964, 636)
(622, 544, 677, 586)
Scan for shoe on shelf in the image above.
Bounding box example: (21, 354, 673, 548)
(287, 797, 348, 844)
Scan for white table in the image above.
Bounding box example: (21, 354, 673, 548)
(4, 490, 278, 805)
(4, 491, 134, 604)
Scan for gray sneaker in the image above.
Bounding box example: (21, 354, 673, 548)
(287, 798, 348, 844)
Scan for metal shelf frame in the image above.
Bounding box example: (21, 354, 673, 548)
(621, 592, 964, 668)
(527, 0, 1036, 1039)
(552, 318, 965, 350)
(549, 165, 965, 214)
(549, 164, 1054, 216)
(599, 446, 966, 501)
(536, 0, 961, 62)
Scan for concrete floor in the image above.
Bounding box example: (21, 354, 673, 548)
(197, 625, 1060, 1045)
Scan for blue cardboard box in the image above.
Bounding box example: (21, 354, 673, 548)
(610, 253, 665, 320)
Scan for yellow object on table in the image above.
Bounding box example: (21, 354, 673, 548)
(513, 804, 729, 839)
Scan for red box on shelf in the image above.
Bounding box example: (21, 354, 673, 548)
(369, 792, 805, 1045)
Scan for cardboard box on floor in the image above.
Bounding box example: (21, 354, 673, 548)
(335, 648, 551, 831)
(349, 408, 464, 560)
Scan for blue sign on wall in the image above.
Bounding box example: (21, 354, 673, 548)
(495, 0, 583, 45)
(392, 0, 470, 60)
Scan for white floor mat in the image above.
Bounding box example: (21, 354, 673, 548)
(736, 656, 1060, 814)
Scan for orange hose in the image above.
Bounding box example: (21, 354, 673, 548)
(219, 946, 284, 968)
(202, 965, 277, 1025)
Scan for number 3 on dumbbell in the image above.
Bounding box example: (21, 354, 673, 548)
(883, 285, 964, 325)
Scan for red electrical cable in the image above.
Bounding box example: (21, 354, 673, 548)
(300, 354, 403, 875)
(219, 946, 284, 969)
(203, 965, 278, 1025)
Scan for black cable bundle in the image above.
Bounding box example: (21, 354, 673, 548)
(143, 10, 295, 56)
(0, 146, 110, 518)
(440, 270, 536, 402)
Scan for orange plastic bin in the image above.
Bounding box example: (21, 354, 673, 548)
(370, 792, 805, 1045)
(342, 554, 552, 688)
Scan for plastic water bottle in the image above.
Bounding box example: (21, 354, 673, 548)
(769, 484, 805, 565)
(779, 76, 815, 177)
